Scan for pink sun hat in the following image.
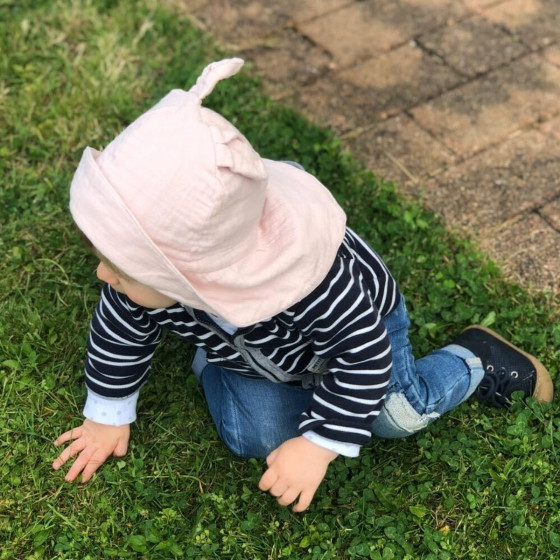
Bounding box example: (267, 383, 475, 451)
(69, 58, 347, 327)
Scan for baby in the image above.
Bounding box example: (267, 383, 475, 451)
(53, 59, 553, 511)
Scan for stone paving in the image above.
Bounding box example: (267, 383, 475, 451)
(178, 0, 560, 298)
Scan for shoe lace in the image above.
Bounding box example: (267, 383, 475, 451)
(476, 365, 521, 408)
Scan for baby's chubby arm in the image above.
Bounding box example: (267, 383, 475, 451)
(258, 436, 338, 512)
(52, 419, 130, 482)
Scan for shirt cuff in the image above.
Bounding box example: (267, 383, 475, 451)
(302, 431, 361, 458)
(83, 389, 139, 426)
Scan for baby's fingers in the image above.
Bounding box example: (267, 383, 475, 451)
(54, 426, 83, 446)
(52, 437, 87, 471)
(64, 446, 96, 482)
(276, 487, 300, 507)
(292, 489, 314, 512)
(258, 467, 278, 492)
(80, 450, 111, 483)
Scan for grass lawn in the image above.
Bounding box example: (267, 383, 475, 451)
(1, 1, 559, 558)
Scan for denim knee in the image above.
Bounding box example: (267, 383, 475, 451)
(371, 392, 440, 439)
(218, 419, 289, 459)
(192, 350, 307, 458)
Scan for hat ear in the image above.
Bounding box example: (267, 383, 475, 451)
(189, 58, 245, 101)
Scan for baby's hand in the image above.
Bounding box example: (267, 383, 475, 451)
(258, 436, 338, 512)
(53, 419, 130, 482)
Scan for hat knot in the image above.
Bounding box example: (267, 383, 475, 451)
(189, 58, 245, 101)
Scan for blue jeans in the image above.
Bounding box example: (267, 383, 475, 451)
(191, 297, 484, 458)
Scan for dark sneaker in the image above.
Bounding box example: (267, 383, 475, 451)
(452, 325, 554, 408)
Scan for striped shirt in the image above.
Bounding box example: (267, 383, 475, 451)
(84, 228, 401, 447)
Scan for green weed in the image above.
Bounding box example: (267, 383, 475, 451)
(1, 1, 559, 559)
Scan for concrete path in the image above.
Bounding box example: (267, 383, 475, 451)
(180, 0, 560, 297)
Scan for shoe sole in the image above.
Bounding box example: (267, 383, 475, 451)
(464, 325, 554, 404)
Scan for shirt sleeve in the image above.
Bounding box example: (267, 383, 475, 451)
(83, 388, 139, 426)
(293, 256, 393, 447)
(302, 430, 360, 457)
(83, 284, 163, 402)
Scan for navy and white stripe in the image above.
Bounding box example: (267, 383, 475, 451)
(83, 228, 401, 446)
